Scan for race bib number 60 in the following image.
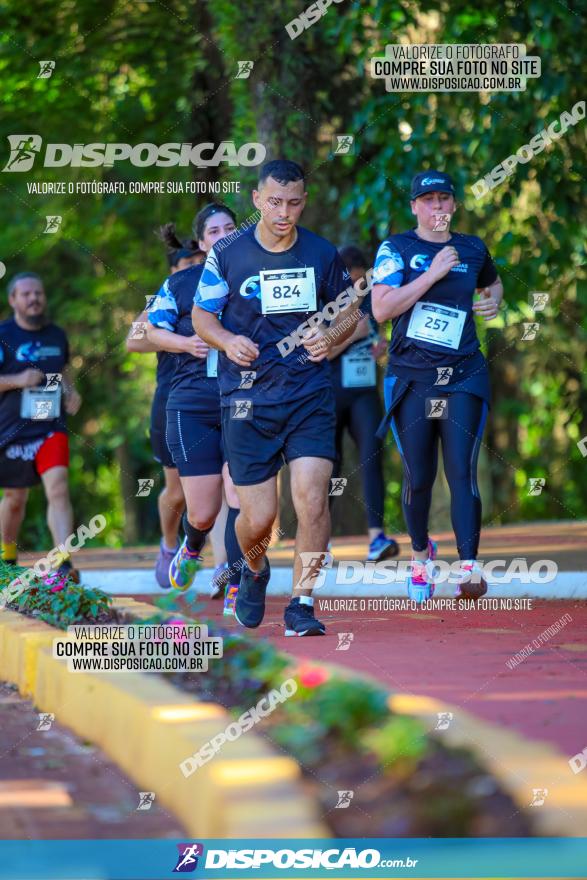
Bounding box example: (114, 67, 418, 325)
(260, 267, 316, 315)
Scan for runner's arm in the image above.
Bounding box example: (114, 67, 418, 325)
(62, 365, 81, 415)
(0, 369, 44, 392)
(192, 307, 258, 366)
(473, 275, 504, 320)
(146, 324, 209, 358)
(126, 310, 160, 353)
(326, 312, 371, 360)
(371, 242, 459, 322)
(192, 248, 259, 367)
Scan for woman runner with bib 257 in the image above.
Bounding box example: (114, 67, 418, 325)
(372, 171, 503, 603)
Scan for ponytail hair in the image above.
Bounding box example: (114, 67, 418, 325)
(157, 222, 201, 268)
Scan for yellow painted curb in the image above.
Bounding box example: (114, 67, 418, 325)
(389, 692, 587, 837)
(0, 604, 327, 838)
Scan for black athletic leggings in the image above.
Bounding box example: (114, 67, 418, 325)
(331, 386, 385, 529)
(390, 389, 488, 559)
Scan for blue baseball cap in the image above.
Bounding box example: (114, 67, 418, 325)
(411, 171, 455, 199)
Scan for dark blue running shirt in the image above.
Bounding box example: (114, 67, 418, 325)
(0, 318, 69, 447)
(194, 225, 352, 406)
(373, 230, 498, 377)
(148, 265, 220, 415)
(155, 350, 175, 390)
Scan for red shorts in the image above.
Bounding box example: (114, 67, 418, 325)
(34, 431, 70, 474)
(0, 432, 69, 488)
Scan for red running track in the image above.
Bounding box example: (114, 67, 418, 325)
(162, 596, 587, 759)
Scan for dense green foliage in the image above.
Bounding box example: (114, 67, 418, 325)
(1, 0, 585, 547)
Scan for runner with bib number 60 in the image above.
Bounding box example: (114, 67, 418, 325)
(372, 171, 503, 603)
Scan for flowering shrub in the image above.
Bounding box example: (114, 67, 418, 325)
(0, 560, 111, 628)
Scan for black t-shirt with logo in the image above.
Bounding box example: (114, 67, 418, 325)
(0, 318, 69, 447)
(373, 229, 498, 377)
(194, 226, 351, 407)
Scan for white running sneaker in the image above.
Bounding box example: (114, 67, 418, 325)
(454, 560, 487, 600)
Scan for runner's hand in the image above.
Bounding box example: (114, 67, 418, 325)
(429, 245, 460, 282)
(64, 388, 82, 415)
(224, 335, 259, 367)
(473, 288, 500, 321)
(302, 327, 330, 362)
(17, 368, 45, 389)
(184, 335, 210, 359)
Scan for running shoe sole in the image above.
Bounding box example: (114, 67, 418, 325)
(284, 625, 325, 637)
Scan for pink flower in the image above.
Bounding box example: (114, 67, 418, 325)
(298, 665, 329, 689)
(49, 578, 67, 593)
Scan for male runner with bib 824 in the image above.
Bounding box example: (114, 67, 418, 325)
(193, 160, 364, 636)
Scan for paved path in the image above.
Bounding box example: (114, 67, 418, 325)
(0, 682, 184, 840)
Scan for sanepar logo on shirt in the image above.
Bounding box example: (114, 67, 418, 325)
(3, 136, 266, 171)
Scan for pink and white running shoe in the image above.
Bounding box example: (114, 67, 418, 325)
(407, 539, 437, 604)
